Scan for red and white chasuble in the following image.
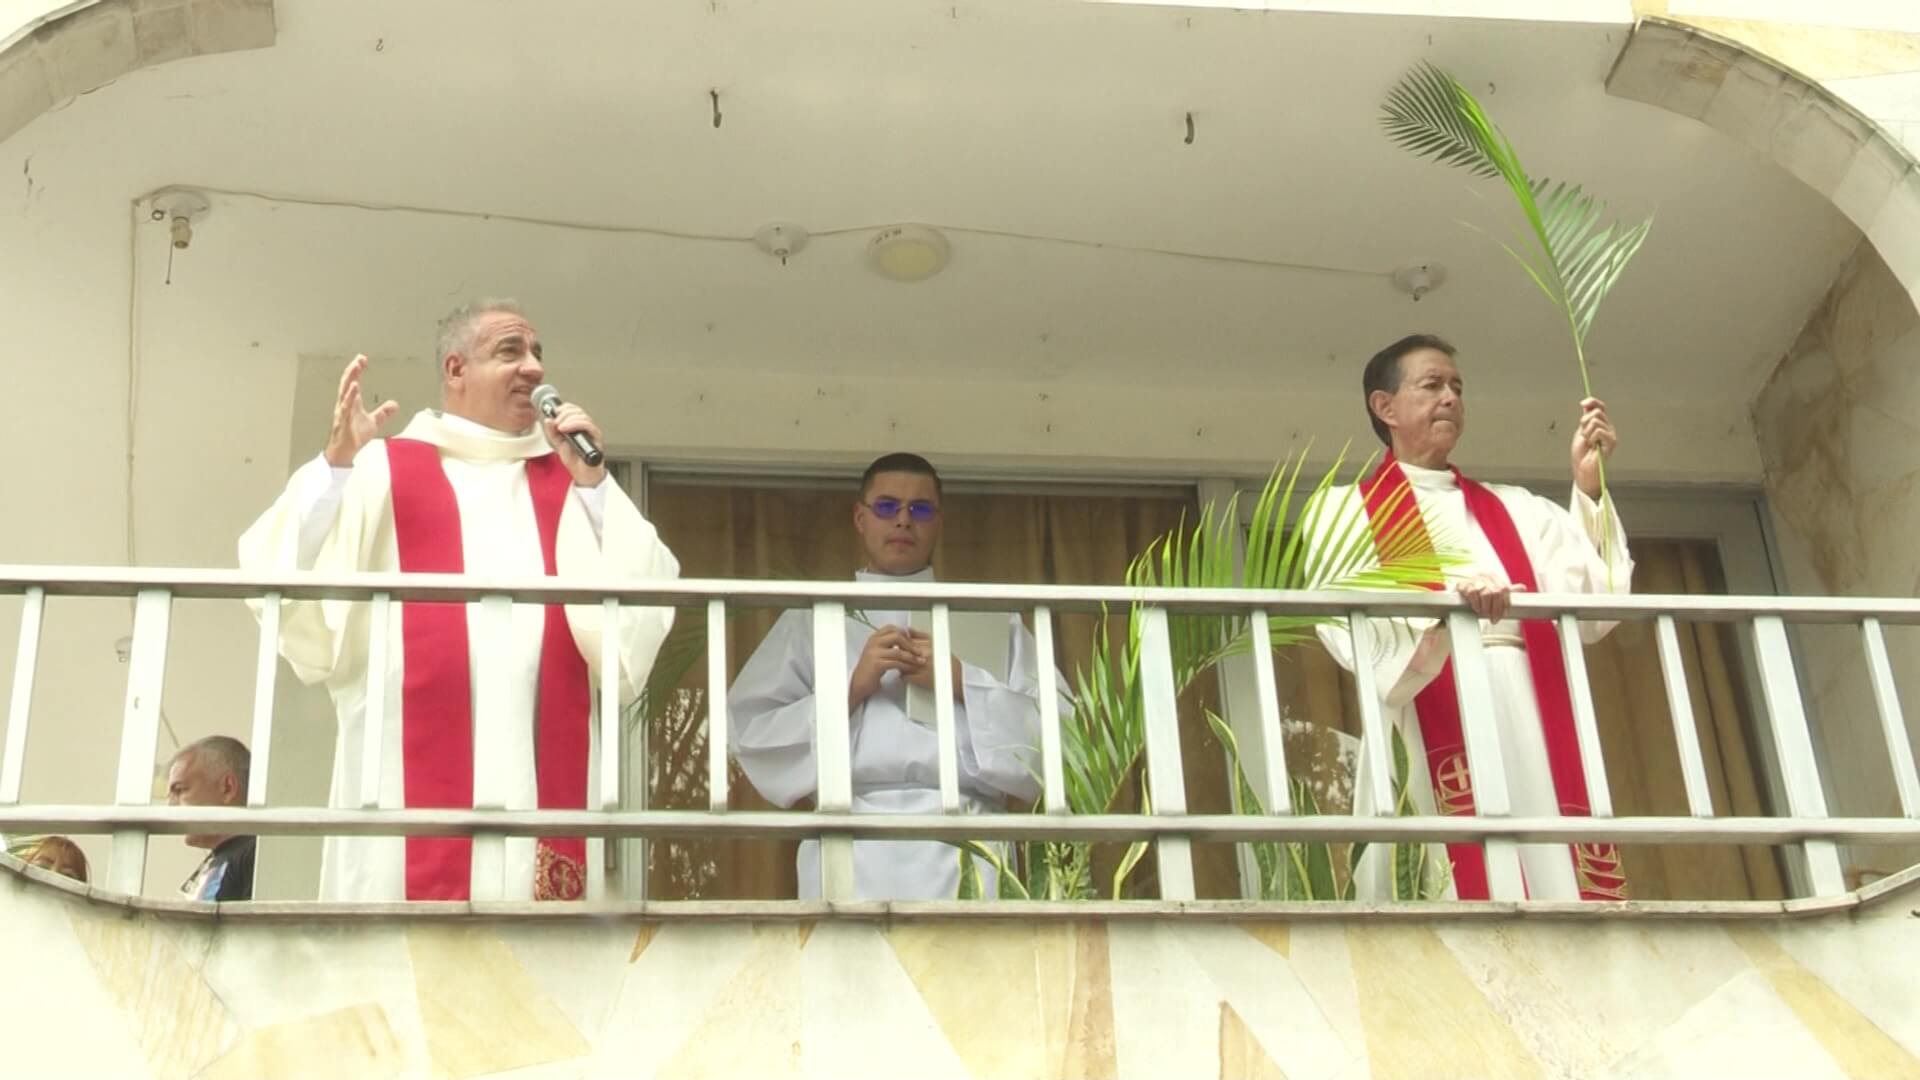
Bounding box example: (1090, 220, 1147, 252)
(240, 410, 679, 902)
(1311, 455, 1634, 901)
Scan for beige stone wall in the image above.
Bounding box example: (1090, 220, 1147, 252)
(1753, 244, 1920, 883)
(4, 862, 1917, 1080)
(1603, 12, 1920, 885)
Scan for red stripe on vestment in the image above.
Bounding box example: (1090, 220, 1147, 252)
(386, 438, 475, 900)
(384, 440, 595, 901)
(526, 453, 590, 900)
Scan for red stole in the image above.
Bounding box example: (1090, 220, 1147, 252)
(386, 439, 592, 901)
(1360, 455, 1626, 901)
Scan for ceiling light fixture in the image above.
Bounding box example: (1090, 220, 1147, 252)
(752, 222, 809, 266)
(1392, 261, 1446, 302)
(867, 225, 949, 283)
(149, 187, 211, 250)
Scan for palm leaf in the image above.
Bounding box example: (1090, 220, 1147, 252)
(957, 846, 984, 900)
(1374, 63, 1643, 572)
(950, 839, 1034, 901)
(1388, 55, 1657, 367)
(1381, 61, 1501, 180)
(1016, 444, 1478, 901)
(1050, 448, 1467, 898)
(1381, 61, 1647, 567)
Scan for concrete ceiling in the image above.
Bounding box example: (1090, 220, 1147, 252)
(9, 0, 1863, 424)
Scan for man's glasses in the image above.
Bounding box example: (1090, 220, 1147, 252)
(864, 497, 939, 523)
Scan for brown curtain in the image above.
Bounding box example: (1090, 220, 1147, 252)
(1585, 542, 1784, 899)
(1274, 539, 1784, 900)
(639, 480, 1239, 900)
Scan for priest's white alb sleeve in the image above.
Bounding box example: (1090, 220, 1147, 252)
(239, 446, 394, 686)
(287, 455, 353, 569)
(952, 614, 1056, 804)
(571, 475, 612, 544)
(1315, 618, 1450, 709)
(1527, 488, 1635, 644)
(558, 479, 679, 705)
(728, 611, 828, 809)
(1301, 486, 1452, 708)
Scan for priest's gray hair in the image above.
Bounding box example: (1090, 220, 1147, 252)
(174, 735, 251, 794)
(436, 297, 526, 365)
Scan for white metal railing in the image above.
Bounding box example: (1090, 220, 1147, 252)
(2, 565, 1919, 907)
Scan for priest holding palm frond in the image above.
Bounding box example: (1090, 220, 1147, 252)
(1310, 334, 1632, 901)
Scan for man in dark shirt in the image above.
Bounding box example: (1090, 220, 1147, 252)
(166, 735, 256, 901)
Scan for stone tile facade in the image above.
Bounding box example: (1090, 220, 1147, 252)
(3, 863, 1916, 1079)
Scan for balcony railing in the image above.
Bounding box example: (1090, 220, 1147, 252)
(2, 566, 1919, 913)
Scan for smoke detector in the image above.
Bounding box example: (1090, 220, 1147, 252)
(1392, 262, 1446, 302)
(752, 223, 809, 265)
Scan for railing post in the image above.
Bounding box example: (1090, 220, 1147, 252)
(623, 597, 651, 902)
(0, 586, 47, 806)
(1556, 614, 1613, 818)
(1032, 606, 1068, 816)
(244, 591, 280, 891)
(594, 597, 621, 901)
(358, 593, 392, 810)
(812, 602, 856, 900)
(707, 598, 729, 813)
(1861, 618, 1920, 819)
(1655, 615, 1715, 817)
(469, 595, 512, 902)
(1346, 614, 1395, 817)
(1445, 611, 1524, 901)
(1248, 612, 1292, 817)
(1246, 611, 1292, 899)
(1138, 606, 1196, 901)
(246, 593, 280, 809)
(930, 603, 962, 815)
(109, 588, 172, 895)
(1752, 615, 1846, 896)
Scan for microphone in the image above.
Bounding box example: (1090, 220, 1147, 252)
(530, 384, 605, 468)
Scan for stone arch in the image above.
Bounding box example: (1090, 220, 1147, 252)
(0, 0, 275, 144)
(1608, 16, 1920, 312)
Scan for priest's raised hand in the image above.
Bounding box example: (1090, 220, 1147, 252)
(1570, 397, 1617, 502)
(322, 354, 400, 467)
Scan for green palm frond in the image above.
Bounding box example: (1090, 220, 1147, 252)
(1381, 60, 1647, 567)
(1205, 709, 1445, 901)
(1048, 448, 1465, 897)
(1381, 61, 1500, 180)
(1381, 61, 1652, 398)
(1127, 444, 1464, 674)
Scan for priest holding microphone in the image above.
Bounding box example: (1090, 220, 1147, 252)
(239, 299, 680, 903)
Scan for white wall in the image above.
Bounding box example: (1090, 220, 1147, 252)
(0, 101, 154, 890)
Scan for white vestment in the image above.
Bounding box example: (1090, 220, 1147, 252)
(238, 411, 679, 902)
(727, 568, 1058, 900)
(1312, 463, 1632, 900)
